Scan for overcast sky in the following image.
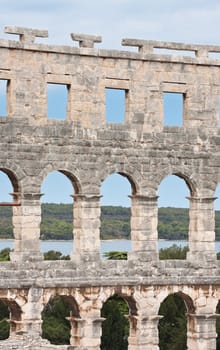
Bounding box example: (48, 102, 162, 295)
(1, 0, 220, 48)
(1, 1, 220, 208)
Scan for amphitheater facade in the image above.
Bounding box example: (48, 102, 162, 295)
(0, 26, 219, 349)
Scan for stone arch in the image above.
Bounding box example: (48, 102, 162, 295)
(100, 293, 131, 350)
(100, 171, 134, 257)
(99, 165, 142, 196)
(0, 169, 21, 253)
(0, 167, 20, 201)
(0, 160, 25, 185)
(214, 182, 220, 245)
(42, 293, 80, 345)
(157, 289, 195, 314)
(216, 299, 220, 348)
(158, 291, 194, 350)
(40, 168, 82, 257)
(158, 168, 199, 258)
(40, 167, 82, 195)
(155, 168, 197, 197)
(175, 291, 195, 313)
(0, 297, 22, 337)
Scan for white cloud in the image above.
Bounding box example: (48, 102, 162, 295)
(0, 0, 220, 48)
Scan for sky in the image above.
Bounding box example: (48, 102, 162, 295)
(0, 0, 220, 208)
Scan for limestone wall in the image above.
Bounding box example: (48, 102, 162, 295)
(0, 26, 220, 349)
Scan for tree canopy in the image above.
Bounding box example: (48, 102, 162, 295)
(1, 204, 220, 241)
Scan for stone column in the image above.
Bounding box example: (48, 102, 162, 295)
(72, 194, 101, 262)
(128, 195, 158, 261)
(78, 315, 105, 349)
(65, 315, 86, 346)
(187, 196, 216, 262)
(10, 193, 43, 262)
(10, 288, 43, 338)
(187, 313, 217, 350)
(128, 315, 161, 350)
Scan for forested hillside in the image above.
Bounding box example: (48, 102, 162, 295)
(0, 204, 220, 240)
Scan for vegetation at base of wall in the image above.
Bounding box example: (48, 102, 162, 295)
(104, 245, 189, 260)
(43, 250, 70, 260)
(159, 244, 188, 259)
(158, 294, 187, 350)
(0, 300, 9, 340)
(0, 248, 71, 261)
(216, 303, 220, 350)
(0, 245, 218, 262)
(42, 296, 71, 345)
(103, 251, 128, 260)
(101, 295, 129, 350)
(0, 248, 10, 261)
(0, 204, 220, 240)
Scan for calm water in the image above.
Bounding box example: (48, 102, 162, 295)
(0, 239, 220, 255)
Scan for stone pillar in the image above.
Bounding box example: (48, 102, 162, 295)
(72, 194, 101, 262)
(128, 315, 161, 350)
(10, 288, 43, 338)
(187, 313, 217, 350)
(128, 195, 158, 261)
(78, 315, 105, 350)
(66, 315, 85, 347)
(187, 196, 216, 262)
(10, 193, 43, 262)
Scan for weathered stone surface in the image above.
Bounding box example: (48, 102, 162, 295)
(0, 26, 220, 348)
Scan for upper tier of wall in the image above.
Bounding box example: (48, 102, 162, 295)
(1, 25, 220, 133)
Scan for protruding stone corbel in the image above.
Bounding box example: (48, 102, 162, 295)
(71, 33, 102, 48)
(195, 48, 209, 58)
(122, 38, 154, 54)
(4, 26, 48, 44)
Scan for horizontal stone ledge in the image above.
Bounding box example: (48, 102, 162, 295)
(122, 38, 220, 58)
(4, 26, 48, 44)
(71, 33, 102, 48)
(1, 38, 220, 67)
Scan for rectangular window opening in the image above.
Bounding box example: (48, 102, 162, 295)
(163, 92, 184, 126)
(218, 97, 220, 127)
(105, 88, 126, 123)
(47, 83, 69, 120)
(0, 79, 8, 117)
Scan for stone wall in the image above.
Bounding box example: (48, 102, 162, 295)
(0, 26, 220, 349)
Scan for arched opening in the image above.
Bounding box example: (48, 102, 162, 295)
(100, 173, 132, 259)
(40, 170, 76, 260)
(158, 175, 190, 259)
(42, 295, 80, 345)
(0, 299, 10, 339)
(158, 293, 188, 350)
(215, 184, 220, 257)
(216, 300, 220, 348)
(0, 298, 22, 339)
(101, 294, 130, 350)
(0, 170, 19, 260)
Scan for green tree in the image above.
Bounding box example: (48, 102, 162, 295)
(216, 302, 220, 349)
(0, 248, 10, 261)
(159, 244, 188, 259)
(101, 295, 129, 350)
(43, 250, 70, 260)
(159, 294, 187, 350)
(42, 296, 71, 345)
(103, 251, 127, 260)
(104, 245, 188, 261)
(0, 300, 9, 340)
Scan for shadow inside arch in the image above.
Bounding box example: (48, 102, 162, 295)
(158, 291, 194, 350)
(42, 294, 80, 345)
(0, 298, 22, 338)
